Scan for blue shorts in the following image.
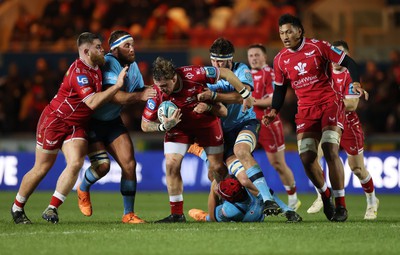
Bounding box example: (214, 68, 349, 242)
(87, 116, 128, 146)
(223, 119, 260, 159)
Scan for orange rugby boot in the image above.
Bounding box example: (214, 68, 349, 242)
(77, 186, 92, 216)
(187, 143, 204, 157)
(122, 212, 146, 224)
(188, 209, 208, 222)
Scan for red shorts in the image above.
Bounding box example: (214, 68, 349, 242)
(295, 100, 345, 134)
(258, 116, 285, 153)
(36, 107, 88, 150)
(340, 111, 364, 155)
(165, 120, 223, 147)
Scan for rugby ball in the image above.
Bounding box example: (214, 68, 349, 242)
(157, 101, 178, 123)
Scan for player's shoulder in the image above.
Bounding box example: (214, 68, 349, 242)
(306, 38, 332, 49)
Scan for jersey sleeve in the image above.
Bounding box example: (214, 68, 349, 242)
(127, 62, 145, 92)
(142, 86, 162, 122)
(320, 40, 346, 65)
(273, 53, 285, 86)
(102, 57, 120, 86)
(236, 64, 254, 90)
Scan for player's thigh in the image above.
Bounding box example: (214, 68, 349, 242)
(62, 139, 88, 171)
(107, 132, 135, 167)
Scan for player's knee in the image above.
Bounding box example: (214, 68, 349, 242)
(95, 162, 111, 177)
(351, 166, 363, 178)
(320, 130, 340, 146)
(297, 138, 318, 155)
(68, 158, 85, 171)
(88, 150, 110, 176)
(234, 132, 256, 156)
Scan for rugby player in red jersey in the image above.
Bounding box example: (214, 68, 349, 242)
(141, 56, 253, 223)
(263, 14, 366, 222)
(247, 43, 301, 211)
(11, 32, 127, 224)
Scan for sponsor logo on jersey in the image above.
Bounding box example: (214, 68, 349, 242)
(77, 75, 89, 86)
(329, 117, 336, 122)
(294, 62, 307, 75)
(185, 72, 194, 79)
(215, 135, 222, 141)
(185, 96, 196, 103)
(183, 67, 193, 72)
(284, 59, 290, 65)
(204, 67, 216, 77)
(82, 87, 91, 94)
(253, 75, 262, 81)
(337, 78, 343, 83)
(331, 46, 343, 55)
(147, 99, 156, 110)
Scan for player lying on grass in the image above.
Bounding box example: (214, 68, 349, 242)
(189, 175, 302, 223)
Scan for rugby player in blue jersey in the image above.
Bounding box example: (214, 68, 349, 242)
(77, 30, 156, 223)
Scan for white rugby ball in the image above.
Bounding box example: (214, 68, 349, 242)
(157, 101, 178, 123)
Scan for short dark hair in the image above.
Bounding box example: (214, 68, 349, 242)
(247, 43, 267, 55)
(152, 57, 176, 81)
(209, 37, 235, 55)
(332, 40, 349, 52)
(108, 30, 130, 47)
(77, 32, 101, 47)
(279, 14, 305, 37)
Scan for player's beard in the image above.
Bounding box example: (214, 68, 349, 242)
(117, 48, 135, 65)
(91, 53, 105, 67)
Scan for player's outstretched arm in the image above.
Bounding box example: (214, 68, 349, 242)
(85, 66, 128, 110)
(111, 86, 157, 105)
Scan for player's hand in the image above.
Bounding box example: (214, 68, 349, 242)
(351, 82, 369, 100)
(193, 102, 211, 114)
(262, 109, 277, 126)
(242, 96, 254, 112)
(141, 86, 157, 101)
(162, 108, 182, 130)
(197, 88, 212, 102)
(116, 66, 128, 89)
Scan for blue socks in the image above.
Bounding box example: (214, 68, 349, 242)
(80, 168, 99, 192)
(121, 179, 136, 215)
(246, 164, 273, 202)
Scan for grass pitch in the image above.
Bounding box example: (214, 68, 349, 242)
(0, 191, 399, 255)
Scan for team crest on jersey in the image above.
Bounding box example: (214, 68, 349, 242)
(204, 67, 216, 77)
(331, 46, 343, 55)
(294, 62, 307, 75)
(147, 99, 156, 110)
(77, 75, 89, 86)
(185, 72, 194, 79)
(245, 72, 253, 82)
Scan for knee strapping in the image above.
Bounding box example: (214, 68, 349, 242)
(297, 138, 318, 154)
(320, 130, 340, 145)
(228, 159, 245, 176)
(235, 132, 256, 152)
(88, 150, 110, 169)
